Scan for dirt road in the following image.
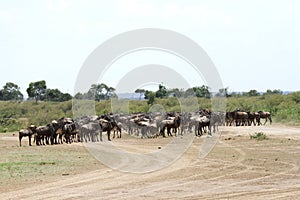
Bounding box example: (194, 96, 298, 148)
(1, 125, 300, 200)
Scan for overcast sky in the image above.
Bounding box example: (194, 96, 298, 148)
(1, 0, 299, 96)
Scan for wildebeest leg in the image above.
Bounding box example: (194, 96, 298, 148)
(41, 135, 45, 145)
(107, 131, 111, 141)
(50, 135, 54, 145)
(199, 126, 203, 136)
(19, 134, 23, 147)
(28, 135, 32, 146)
(168, 127, 173, 136)
(264, 118, 267, 125)
(160, 127, 166, 137)
(269, 116, 272, 125)
(100, 130, 103, 141)
(207, 125, 212, 135)
(173, 128, 177, 137)
(59, 134, 63, 144)
(35, 135, 39, 145)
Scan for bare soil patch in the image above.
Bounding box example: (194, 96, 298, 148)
(1, 125, 300, 199)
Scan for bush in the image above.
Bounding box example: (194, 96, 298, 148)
(250, 132, 268, 141)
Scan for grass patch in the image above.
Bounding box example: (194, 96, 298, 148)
(250, 132, 268, 141)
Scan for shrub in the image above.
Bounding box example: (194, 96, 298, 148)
(250, 132, 268, 141)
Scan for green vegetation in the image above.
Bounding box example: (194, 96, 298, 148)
(250, 132, 268, 141)
(1, 80, 300, 132)
(1, 91, 300, 132)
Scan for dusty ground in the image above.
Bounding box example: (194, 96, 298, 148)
(1, 124, 300, 200)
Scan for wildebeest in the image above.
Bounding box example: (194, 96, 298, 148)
(19, 125, 37, 146)
(258, 111, 272, 125)
(35, 123, 56, 145)
(196, 115, 210, 136)
(112, 122, 122, 139)
(160, 115, 181, 137)
(247, 112, 260, 126)
(226, 110, 248, 126)
(98, 117, 114, 141)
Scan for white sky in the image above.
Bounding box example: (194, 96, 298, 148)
(1, 0, 300, 96)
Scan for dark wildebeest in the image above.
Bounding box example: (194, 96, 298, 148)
(160, 115, 181, 137)
(226, 111, 235, 126)
(63, 122, 78, 143)
(247, 112, 260, 126)
(258, 111, 272, 125)
(19, 125, 37, 146)
(98, 118, 114, 141)
(35, 123, 56, 145)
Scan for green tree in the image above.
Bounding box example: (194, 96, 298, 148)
(265, 89, 283, 95)
(155, 84, 168, 99)
(184, 88, 195, 97)
(46, 89, 72, 102)
(185, 85, 211, 98)
(0, 82, 23, 101)
(247, 89, 260, 96)
(106, 86, 117, 99)
(144, 90, 156, 105)
(168, 88, 184, 98)
(88, 83, 116, 101)
(196, 85, 211, 98)
(74, 92, 84, 99)
(26, 80, 47, 103)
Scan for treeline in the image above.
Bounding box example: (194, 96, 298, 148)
(0, 80, 288, 104)
(0, 81, 72, 102)
(0, 81, 117, 103)
(134, 84, 286, 105)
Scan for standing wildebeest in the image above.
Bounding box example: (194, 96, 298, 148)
(98, 118, 114, 141)
(196, 115, 210, 136)
(226, 111, 236, 126)
(234, 110, 248, 126)
(258, 111, 272, 125)
(160, 115, 181, 137)
(35, 123, 56, 145)
(112, 122, 122, 139)
(63, 121, 78, 143)
(247, 112, 260, 126)
(226, 110, 248, 126)
(19, 125, 37, 146)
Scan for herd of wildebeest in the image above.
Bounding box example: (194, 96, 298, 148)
(18, 109, 272, 147)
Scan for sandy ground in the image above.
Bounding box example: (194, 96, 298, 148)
(1, 124, 300, 200)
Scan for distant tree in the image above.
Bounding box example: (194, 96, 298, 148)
(135, 89, 146, 100)
(0, 82, 23, 101)
(264, 89, 283, 95)
(247, 89, 260, 96)
(144, 90, 156, 105)
(195, 85, 211, 98)
(215, 87, 230, 97)
(106, 86, 117, 99)
(74, 92, 84, 99)
(168, 88, 184, 98)
(46, 89, 72, 102)
(88, 83, 117, 101)
(26, 80, 47, 103)
(184, 88, 195, 97)
(185, 85, 211, 98)
(155, 84, 168, 99)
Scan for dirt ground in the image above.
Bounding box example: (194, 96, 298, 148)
(1, 124, 300, 200)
